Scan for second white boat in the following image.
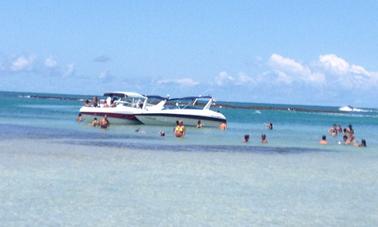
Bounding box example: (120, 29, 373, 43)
(135, 96, 227, 127)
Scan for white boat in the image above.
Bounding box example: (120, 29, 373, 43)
(79, 91, 165, 124)
(135, 96, 227, 127)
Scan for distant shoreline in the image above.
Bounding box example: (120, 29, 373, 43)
(0, 90, 376, 112)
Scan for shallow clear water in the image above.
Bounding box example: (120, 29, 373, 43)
(0, 91, 377, 226)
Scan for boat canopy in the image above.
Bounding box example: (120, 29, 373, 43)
(168, 95, 212, 101)
(103, 92, 146, 99)
(145, 95, 168, 100)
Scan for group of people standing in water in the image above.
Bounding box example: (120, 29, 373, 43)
(320, 123, 366, 147)
(77, 113, 226, 137)
(243, 122, 272, 144)
(172, 120, 226, 138)
(76, 113, 109, 128)
(76, 114, 366, 148)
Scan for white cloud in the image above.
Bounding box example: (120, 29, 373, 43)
(275, 70, 293, 84)
(10, 56, 35, 72)
(319, 54, 350, 74)
(269, 53, 325, 83)
(270, 54, 308, 75)
(318, 54, 378, 88)
(44, 57, 57, 68)
(157, 78, 199, 87)
(350, 64, 369, 75)
(319, 54, 370, 76)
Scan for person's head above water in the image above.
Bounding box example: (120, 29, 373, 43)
(360, 139, 367, 147)
(244, 134, 250, 143)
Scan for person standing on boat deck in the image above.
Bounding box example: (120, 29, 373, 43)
(84, 99, 91, 107)
(92, 96, 99, 107)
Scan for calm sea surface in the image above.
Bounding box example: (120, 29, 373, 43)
(0, 91, 377, 226)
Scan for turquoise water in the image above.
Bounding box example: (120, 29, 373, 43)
(1, 91, 377, 151)
(1, 91, 378, 226)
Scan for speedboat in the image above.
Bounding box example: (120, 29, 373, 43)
(339, 105, 365, 112)
(339, 105, 354, 112)
(135, 96, 227, 127)
(79, 91, 165, 124)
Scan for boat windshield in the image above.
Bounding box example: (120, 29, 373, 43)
(103, 92, 146, 108)
(165, 96, 213, 110)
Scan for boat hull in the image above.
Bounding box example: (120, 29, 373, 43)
(79, 106, 142, 124)
(136, 113, 226, 127)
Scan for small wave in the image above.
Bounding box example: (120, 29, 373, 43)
(18, 95, 31, 98)
(315, 111, 377, 119)
(20, 94, 85, 102)
(18, 104, 79, 110)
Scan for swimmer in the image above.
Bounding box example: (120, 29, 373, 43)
(219, 122, 227, 130)
(261, 134, 268, 144)
(320, 135, 328, 145)
(328, 124, 337, 137)
(196, 120, 203, 128)
(76, 113, 84, 122)
(91, 117, 99, 127)
(99, 115, 109, 129)
(173, 120, 179, 132)
(358, 139, 367, 147)
(175, 121, 185, 137)
(243, 134, 250, 143)
(160, 130, 165, 137)
(342, 135, 348, 144)
(266, 122, 273, 130)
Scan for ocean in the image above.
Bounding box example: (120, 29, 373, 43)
(0, 90, 377, 226)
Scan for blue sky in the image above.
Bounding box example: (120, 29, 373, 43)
(0, 1, 377, 107)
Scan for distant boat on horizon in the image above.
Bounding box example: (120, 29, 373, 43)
(339, 105, 365, 112)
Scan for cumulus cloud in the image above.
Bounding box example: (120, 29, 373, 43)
(93, 55, 111, 63)
(319, 54, 370, 76)
(10, 56, 35, 72)
(318, 54, 378, 88)
(157, 78, 199, 87)
(269, 54, 325, 83)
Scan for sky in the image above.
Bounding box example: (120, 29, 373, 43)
(0, 1, 377, 107)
